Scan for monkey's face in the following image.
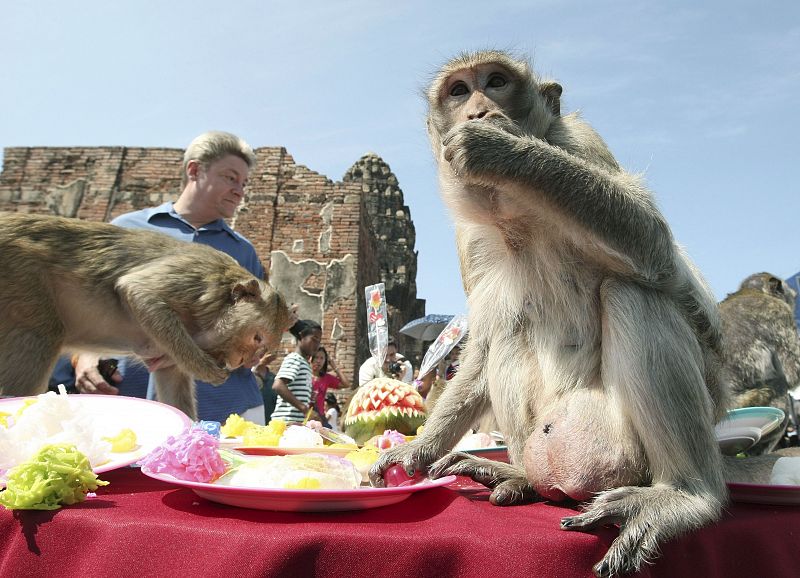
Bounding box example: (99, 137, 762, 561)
(199, 284, 291, 371)
(430, 63, 521, 137)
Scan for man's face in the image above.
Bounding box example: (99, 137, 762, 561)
(190, 154, 250, 220)
(385, 345, 398, 364)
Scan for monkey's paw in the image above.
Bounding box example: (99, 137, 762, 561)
(560, 484, 722, 577)
(442, 121, 520, 183)
(429, 451, 538, 505)
(369, 439, 443, 488)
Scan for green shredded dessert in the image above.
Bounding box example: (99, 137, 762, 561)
(0, 443, 109, 510)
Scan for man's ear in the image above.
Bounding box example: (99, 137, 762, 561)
(186, 159, 201, 181)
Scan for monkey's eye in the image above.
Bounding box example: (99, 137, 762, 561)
(254, 333, 263, 344)
(487, 74, 507, 88)
(449, 82, 469, 97)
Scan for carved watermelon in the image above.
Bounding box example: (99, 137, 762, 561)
(344, 377, 426, 444)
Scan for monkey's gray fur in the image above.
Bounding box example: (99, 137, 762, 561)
(371, 50, 795, 577)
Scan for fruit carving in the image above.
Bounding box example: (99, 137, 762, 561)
(344, 377, 426, 444)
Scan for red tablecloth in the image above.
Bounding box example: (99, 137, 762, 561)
(2, 467, 799, 577)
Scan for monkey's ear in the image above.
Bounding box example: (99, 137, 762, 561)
(540, 81, 563, 116)
(232, 279, 262, 302)
(768, 276, 785, 296)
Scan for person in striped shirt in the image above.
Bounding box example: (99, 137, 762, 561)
(270, 320, 322, 423)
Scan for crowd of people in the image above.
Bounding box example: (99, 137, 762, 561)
(48, 129, 461, 432)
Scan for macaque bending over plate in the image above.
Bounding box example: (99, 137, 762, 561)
(0, 212, 291, 420)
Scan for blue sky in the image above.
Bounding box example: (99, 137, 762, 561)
(2, 1, 798, 317)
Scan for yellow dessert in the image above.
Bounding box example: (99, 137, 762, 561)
(102, 428, 138, 453)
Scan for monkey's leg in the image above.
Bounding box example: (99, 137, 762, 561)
(152, 366, 198, 421)
(116, 272, 228, 385)
(428, 451, 539, 505)
(561, 279, 725, 578)
(370, 343, 491, 487)
(0, 278, 64, 396)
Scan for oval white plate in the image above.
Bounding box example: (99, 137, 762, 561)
(715, 407, 785, 439)
(141, 466, 456, 512)
(0, 394, 191, 475)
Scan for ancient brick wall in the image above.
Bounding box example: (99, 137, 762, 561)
(0, 145, 425, 386)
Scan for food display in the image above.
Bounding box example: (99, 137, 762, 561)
(279, 425, 324, 448)
(216, 454, 362, 490)
(345, 446, 382, 482)
(138, 428, 227, 483)
(140, 409, 430, 494)
(344, 377, 426, 444)
(0, 443, 108, 510)
(1, 387, 115, 482)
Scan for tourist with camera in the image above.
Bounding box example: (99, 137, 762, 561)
(358, 337, 413, 385)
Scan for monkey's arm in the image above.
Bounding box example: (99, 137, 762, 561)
(443, 121, 675, 283)
(116, 269, 229, 385)
(152, 365, 198, 421)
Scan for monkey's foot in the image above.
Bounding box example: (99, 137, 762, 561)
(560, 484, 722, 577)
(429, 451, 539, 505)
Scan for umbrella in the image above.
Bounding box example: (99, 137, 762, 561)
(399, 314, 455, 341)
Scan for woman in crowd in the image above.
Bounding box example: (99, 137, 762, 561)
(310, 346, 350, 417)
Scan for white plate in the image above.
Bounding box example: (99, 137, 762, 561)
(0, 394, 191, 475)
(218, 436, 244, 448)
(715, 407, 785, 438)
(716, 426, 762, 456)
(141, 466, 456, 512)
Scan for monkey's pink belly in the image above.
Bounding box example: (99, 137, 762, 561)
(521, 394, 647, 502)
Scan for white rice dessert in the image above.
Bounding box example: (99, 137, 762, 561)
(217, 454, 362, 490)
(279, 425, 324, 448)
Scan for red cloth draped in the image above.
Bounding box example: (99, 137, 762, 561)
(1, 468, 799, 577)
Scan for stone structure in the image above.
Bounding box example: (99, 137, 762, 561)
(0, 146, 426, 387)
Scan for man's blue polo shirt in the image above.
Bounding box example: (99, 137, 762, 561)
(111, 202, 265, 422)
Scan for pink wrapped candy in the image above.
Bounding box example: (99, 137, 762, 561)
(138, 428, 226, 483)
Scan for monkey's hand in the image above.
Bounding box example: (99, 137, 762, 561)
(369, 437, 446, 488)
(561, 484, 722, 577)
(429, 451, 539, 505)
(190, 356, 230, 385)
(442, 119, 524, 184)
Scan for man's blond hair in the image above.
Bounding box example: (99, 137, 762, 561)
(182, 131, 256, 184)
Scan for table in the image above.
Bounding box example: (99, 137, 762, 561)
(2, 467, 799, 577)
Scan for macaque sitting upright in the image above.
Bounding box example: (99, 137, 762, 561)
(0, 212, 291, 419)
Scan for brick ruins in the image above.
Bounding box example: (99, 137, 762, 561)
(0, 146, 426, 387)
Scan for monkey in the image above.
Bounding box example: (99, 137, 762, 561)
(719, 272, 800, 453)
(370, 50, 795, 577)
(0, 212, 291, 420)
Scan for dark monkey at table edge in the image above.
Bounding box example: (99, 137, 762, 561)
(0, 212, 292, 420)
(371, 50, 800, 577)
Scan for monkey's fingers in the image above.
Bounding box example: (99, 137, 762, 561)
(429, 453, 536, 506)
(489, 478, 540, 506)
(369, 443, 432, 488)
